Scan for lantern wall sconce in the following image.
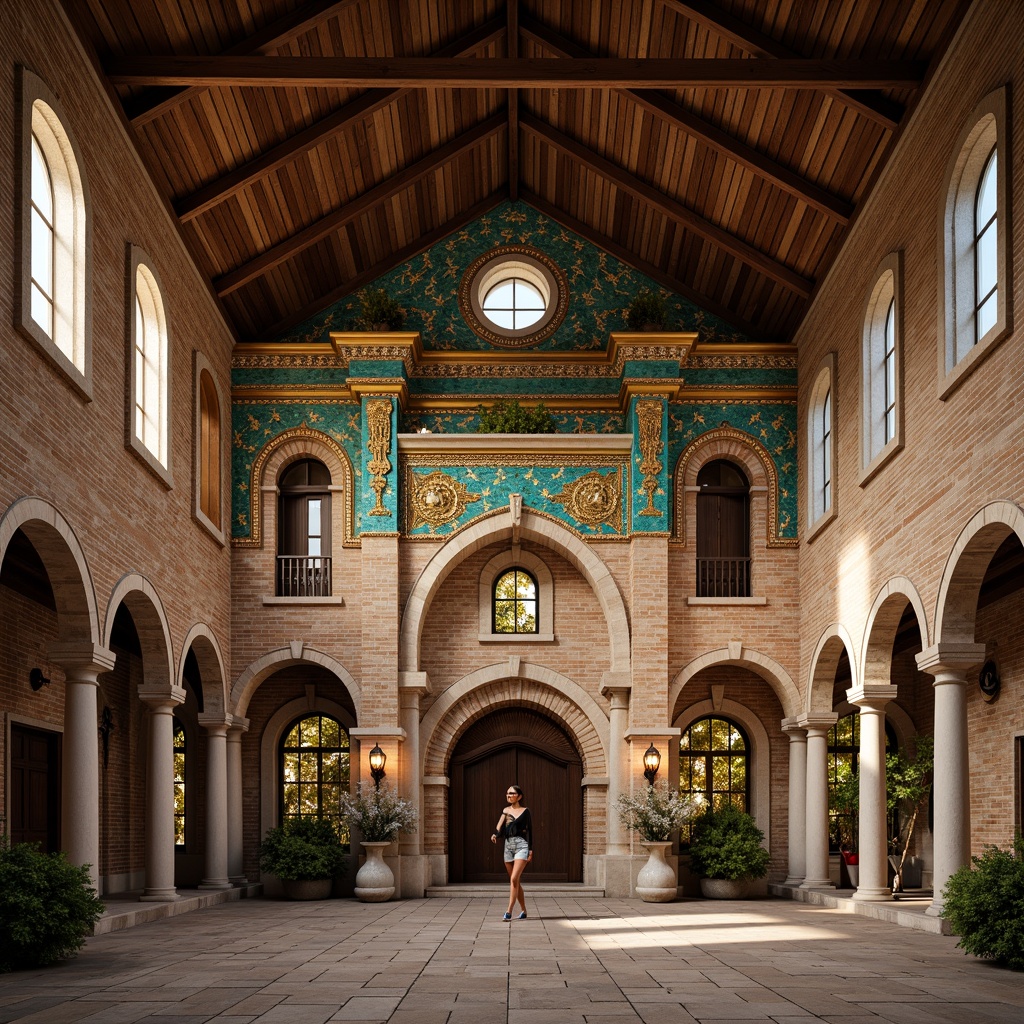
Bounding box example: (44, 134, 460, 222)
(368, 742, 387, 789)
(29, 667, 51, 691)
(643, 743, 661, 786)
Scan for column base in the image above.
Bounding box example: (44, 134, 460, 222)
(781, 876, 805, 886)
(198, 879, 233, 890)
(799, 878, 834, 890)
(926, 901, 945, 917)
(851, 887, 892, 902)
(139, 889, 181, 902)
(230, 875, 250, 886)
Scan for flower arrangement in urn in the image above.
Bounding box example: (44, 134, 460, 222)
(340, 783, 418, 902)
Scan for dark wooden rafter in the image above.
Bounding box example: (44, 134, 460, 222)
(252, 191, 506, 342)
(214, 113, 506, 297)
(106, 56, 926, 90)
(660, 0, 905, 129)
(521, 17, 852, 224)
(520, 190, 770, 341)
(126, 0, 364, 127)
(507, 0, 519, 203)
(522, 114, 813, 298)
(176, 18, 505, 223)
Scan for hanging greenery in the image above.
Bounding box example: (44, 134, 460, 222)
(476, 399, 556, 434)
(358, 288, 405, 331)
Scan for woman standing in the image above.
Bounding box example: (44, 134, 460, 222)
(491, 784, 532, 920)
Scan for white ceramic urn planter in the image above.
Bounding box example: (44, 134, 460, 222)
(354, 841, 395, 901)
(636, 841, 677, 902)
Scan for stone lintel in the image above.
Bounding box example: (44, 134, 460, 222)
(581, 776, 610, 788)
(623, 729, 681, 742)
(349, 727, 407, 742)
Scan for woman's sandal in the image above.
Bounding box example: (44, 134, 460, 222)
(502, 912, 512, 921)
(518, 911, 527, 919)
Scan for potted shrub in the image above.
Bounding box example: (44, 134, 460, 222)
(616, 784, 699, 902)
(476, 398, 555, 434)
(688, 803, 770, 899)
(625, 289, 668, 331)
(258, 816, 347, 900)
(358, 287, 405, 331)
(340, 783, 418, 902)
(0, 833, 104, 972)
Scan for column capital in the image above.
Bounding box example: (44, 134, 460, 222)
(198, 712, 230, 735)
(349, 727, 407, 742)
(781, 717, 807, 738)
(916, 642, 986, 675)
(47, 642, 116, 676)
(138, 684, 186, 710)
(600, 671, 632, 699)
(399, 670, 430, 694)
(845, 684, 898, 711)
(228, 715, 250, 734)
(798, 712, 837, 734)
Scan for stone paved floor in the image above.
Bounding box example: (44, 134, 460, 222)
(1, 896, 1021, 1024)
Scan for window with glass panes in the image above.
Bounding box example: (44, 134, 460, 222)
(493, 568, 538, 633)
(974, 146, 997, 343)
(679, 716, 749, 843)
(280, 714, 350, 847)
(173, 721, 186, 847)
(827, 712, 896, 851)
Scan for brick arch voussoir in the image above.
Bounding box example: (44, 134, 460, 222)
(103, 573, 174, 691)
(861, 576, 929, 687)
(806, 625, 858, 716)
(181, 623, 228, 715)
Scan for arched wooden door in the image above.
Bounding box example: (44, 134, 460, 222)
(448, 708, 583, 883)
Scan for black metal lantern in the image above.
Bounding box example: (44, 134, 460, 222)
(368, 743, 387, 789)
(643, 743, 661, 786)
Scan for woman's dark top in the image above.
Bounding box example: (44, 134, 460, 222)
(500, 807, 533, 851)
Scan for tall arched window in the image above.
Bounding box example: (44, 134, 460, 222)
(493, 568, 538, 633)
(129, 253, 171, 477)
(280, 714, 350, 844)
(695, 460, 750, 596)
(277, 459, 332, 596)
(19, 71, 91, 393)
(679, 716, 750, 842)
(861, 254, 903, 479)
(974, 147, 998, 344)
(808, 356, 836, 533)
(173, 721, 186, 848)
(198, 368, 221, 529)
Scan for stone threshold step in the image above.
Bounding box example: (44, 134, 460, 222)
(93, 883, 264, 934)
(426, 884, 605, 898)
(769, 882, 950, 935)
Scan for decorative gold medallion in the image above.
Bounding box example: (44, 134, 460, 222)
(366, 399, 393, 517)
(409, 471, 481, 531)
(636, 399, 665, 517)
(550, 470, 621, 532)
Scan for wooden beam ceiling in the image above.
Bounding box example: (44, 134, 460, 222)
(507, 0, 519, 203)
(106, 56, 926, 90)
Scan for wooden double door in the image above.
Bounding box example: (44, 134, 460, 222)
(9, 724, 61, 851)
(448, 708, 583, 883)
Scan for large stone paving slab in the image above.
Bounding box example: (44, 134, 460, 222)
(0, 896, 1021, 1023)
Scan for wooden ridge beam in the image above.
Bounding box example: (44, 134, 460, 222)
(507, 0, 520, 203)
(520, 16, 852, 224)
(176, 18, 505, 222)
(520, 190, 773, 342)
(126, 0, 363, 127)
(521, 114, 813, 298)
(214, 114, 505, 297)
(660, 0, 904, 129)
(251, 191, 506, 342)
(106, 56, 926, 90)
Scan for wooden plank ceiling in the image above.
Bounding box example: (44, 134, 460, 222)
(66, 0, 971, 344)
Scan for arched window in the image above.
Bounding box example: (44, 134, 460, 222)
(974, 147, 998, 343)
(808, 356, 836, 533)
(129, 254, 170, 476)
(695, 460, 750, 597)
(173, 721, 186, 848)
(280, 714, 350, 844)
(19, 71, 91, 393)
(861, 255, 904, 479)
(679, 716, 750, 842)
(198, 368, 221, 529)
(493, 568, 538, 633)
(277, 458, 332, 596)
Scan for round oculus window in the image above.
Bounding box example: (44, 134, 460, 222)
(459, 246, 568, 347)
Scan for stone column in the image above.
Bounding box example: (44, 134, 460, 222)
(398, 681, 429, 897)
(49, 643, 116, 892)
(781, 718, 807, 886)
(800, 714, 837, 889)
(847, 686, 898, 901)
(601, 682, 631, 856)
(227, 717, 250, 884)
(138, 686, 186, 901)
(198, 715, 232, 889)
(917, 643, 984, 916)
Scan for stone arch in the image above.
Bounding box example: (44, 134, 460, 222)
(0, 496, 98, 645)
(400, 507, 629, 675)
(235, 425, 357, 548)
(860, 576, 930, 689)
(421, 663, 609, 779)
(669, 645, 800, 720)
(180, 623, 228, 715)
(231, 644, 361, 720)
(103, 573, 174, 692)
(673, 426, 795, 547)
(806, 624, 858, 715)
(934, 500, 1024, 644)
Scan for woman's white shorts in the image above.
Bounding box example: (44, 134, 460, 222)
(503, 836, 529, 863)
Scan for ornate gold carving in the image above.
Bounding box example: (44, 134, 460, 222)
(636, 399, 665, 517)
(549, 471, 622, 532)
(366, 399, 393, 517)
(408, 471, 482, 531)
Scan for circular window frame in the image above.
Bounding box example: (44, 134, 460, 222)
(459, 246, 568, 347)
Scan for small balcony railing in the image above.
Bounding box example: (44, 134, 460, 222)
(277, 555, 332, 597)
(696, 557, 750, 598)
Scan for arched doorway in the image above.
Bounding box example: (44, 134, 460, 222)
(448, 708, 583, 883)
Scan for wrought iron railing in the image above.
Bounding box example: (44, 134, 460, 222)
(277, 555, 332, 597)
(696, 557, 750, 598)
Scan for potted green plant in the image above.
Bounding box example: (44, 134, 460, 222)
(258, 816, 347, 900)
(358, 287, 405, 331)
(476, 398, 555, 434)
(340, 783, 418, 902)
(616, 784, 699, 902)
(688, 803, 770, 899)
(625, 289, 668, 331)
